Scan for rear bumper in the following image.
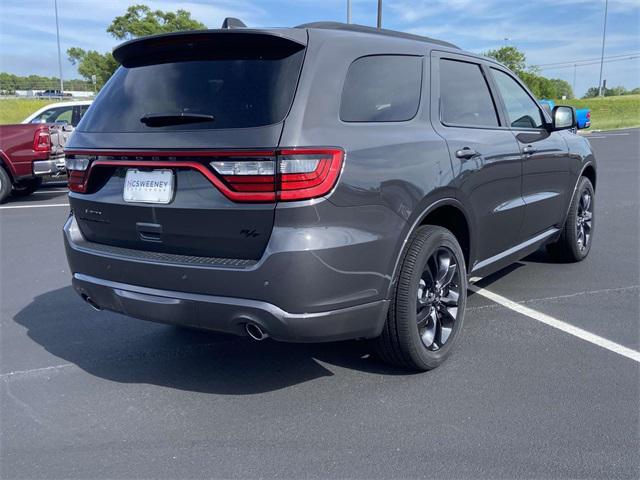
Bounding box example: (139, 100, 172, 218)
(72, 273, 387, 342)
(33, 156, 66, 176)
(64, 213, 392, 342)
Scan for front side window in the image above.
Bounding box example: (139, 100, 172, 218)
(439, 59, 499, 128)
(491, 69, 544, 129)
(340, 55, 422, 122)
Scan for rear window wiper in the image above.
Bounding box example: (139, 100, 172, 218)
(140, 112, 215, 127)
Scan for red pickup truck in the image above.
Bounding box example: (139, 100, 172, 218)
(0, 123, 68, 203)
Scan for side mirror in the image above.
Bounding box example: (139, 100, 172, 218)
(552, 106, 576, 131)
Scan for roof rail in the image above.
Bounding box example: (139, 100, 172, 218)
(295, 21, 459, 49)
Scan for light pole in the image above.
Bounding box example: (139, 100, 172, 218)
(347, 0, 352, 23)
(54, 0, 64, 95)
(597, 0, 608, 96)
(377, 0, 382, 29)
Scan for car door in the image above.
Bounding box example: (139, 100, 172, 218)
(431, 52, 524, 267)
(489, 67, 570, 239)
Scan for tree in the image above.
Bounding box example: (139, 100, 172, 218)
(107, 4, 206, 40)
(583, 87, 600, 98)
(68, 4, 206, 88)
(485, 45, 574, 99)
(605, 85, 627, 97)
(484, 46, 527, 75)
(549, 78, 574, 99)
(583, 85, 632, 98)
(67, 48, 118, 89)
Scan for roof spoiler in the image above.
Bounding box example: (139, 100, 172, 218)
(221, 17, 246, 29)
(113, 30, 306, 67)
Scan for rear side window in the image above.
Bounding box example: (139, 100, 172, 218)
(78, 49, 305, 132)
(491, 69, 544, 129)
(340, 55, 422, 122)
(30, 106, 73, 124)
(439, 59, 499, 128)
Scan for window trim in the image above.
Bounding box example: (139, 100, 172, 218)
(488, 66, 551, 132)
(339, 54, 424, 124)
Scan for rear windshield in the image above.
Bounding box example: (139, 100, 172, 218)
(78, 50, 305, 132)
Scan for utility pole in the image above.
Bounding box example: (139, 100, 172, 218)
(377, 0, 382, 29)
(347, 0, 352, 23)
(598, 0, 608, 96)
(54, 0, 64, 95)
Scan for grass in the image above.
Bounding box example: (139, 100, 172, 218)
(0, 98, 60, 124)
(557, 94, 640, 131)
(1, 94, 639, 131)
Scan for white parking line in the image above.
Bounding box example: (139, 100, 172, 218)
(0, 363, 74, 380)
(585, 133, 632, 139)
(469, 285, 640, 363)
(0, 203, 69, 210)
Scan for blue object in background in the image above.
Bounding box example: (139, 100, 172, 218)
(540, 99, 591, 129)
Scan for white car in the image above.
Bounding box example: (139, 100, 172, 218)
(22, 100, 92, 127)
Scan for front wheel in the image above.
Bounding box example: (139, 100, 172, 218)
(375, 225, 467, 371)
(548, 176, 594, 262)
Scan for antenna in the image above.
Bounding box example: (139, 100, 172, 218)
(221, 18, 247, 29)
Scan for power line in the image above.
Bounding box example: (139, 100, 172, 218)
(538, 55, 639, 71)
(536, 51, 640, 68)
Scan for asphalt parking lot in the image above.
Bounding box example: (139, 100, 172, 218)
(1, 129, 638, 479)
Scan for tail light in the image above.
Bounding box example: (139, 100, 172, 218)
(210, 148, 343, 202)
(65, 155, 92, 193)
(65, 148, 344, 202)
(33, 128, 51, 152)
(587, 112, 591, 119)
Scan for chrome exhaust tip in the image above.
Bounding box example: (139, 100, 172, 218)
(81, 294, 102, 311)
(245, 323, 269, 341)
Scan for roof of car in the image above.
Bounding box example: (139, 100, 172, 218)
(296, 22, 459, 49)
(112, 22, 459, 64)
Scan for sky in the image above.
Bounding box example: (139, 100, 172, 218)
(0, 0, 638, 97)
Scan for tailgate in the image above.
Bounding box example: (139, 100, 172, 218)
(66, 30, 306, 260)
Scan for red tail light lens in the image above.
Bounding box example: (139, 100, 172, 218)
(33, 129, 51, 152)
(65, 155, 92, 193)
(209, 148, 343, 202)
(277, 149, 343, 201)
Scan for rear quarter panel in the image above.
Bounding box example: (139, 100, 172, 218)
(277, 32, 457, 309)
(0, 124, 48, 178)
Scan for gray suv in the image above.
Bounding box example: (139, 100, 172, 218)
(63, 22, 596, 371)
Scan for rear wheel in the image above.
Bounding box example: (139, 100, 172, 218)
(548, 177, 594, 262)
(0, 167, 11, 204)
(375, 225, 467, 371)
(11, 177, 42, 197)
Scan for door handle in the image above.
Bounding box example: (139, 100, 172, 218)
(455, 147, 479, 159)
(523, 145, 537, 155)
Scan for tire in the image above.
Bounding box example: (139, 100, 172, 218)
(548, 177, 594, 262)
(0, 166, 11, 204)
(375, 225, 467, 371)
(11, 177, 42, 197)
